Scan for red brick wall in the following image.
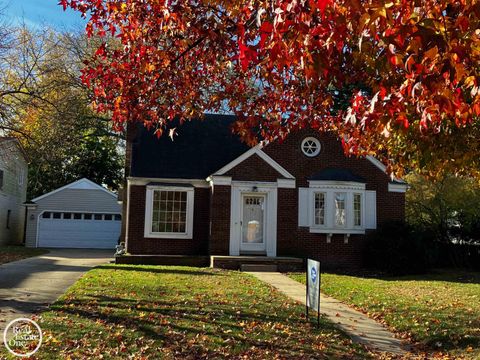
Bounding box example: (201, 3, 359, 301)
(120, 123, 138, 243)
(226, 154, 284, 181)
(271, 130, 404, 267)
(276, 188, 368, 268)
(126, 129, 405, 268)
(213, 129, 405, 267)
(209, 185, 231, 255)
(126, 185, 210, 255)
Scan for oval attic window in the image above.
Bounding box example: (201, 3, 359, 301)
(301, 137, 321, 157)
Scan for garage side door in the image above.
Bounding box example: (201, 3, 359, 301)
(38, 212, 121, 249)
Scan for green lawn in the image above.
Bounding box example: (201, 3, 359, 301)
(289, 270, 480, 359)
(0, 246, 48, 265)
(7, 265, 378, 359)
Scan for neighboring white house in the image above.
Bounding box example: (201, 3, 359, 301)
(0, 137, 28, 246)
(25, 178, 122, 249)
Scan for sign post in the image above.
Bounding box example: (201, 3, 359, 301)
(306, 259, 321, 327)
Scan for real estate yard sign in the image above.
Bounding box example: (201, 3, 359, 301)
(306, 259, 321, 327)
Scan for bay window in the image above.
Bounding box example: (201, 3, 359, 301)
(298, 182, 376, 234)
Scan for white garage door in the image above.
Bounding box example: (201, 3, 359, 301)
(38, 211, 121, 249)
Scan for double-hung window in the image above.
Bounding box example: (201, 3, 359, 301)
(353, 193, 362, 227)
(314, 192, 325, 226)
(144, 185, 194, 239)
(334, 192, 346, 227)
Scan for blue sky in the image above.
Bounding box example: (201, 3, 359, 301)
(3, 0, 86, 30)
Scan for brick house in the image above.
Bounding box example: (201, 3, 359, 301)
(122, 114, 406, 268)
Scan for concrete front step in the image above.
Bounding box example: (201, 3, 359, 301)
(211, 256, 304, 271)
(240, 264, 278, 272)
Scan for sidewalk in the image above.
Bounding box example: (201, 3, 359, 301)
(248, 272, 410, 356)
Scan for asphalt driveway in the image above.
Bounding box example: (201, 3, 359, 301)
(0, 249, 113, 332)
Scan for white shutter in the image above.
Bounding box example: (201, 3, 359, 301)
(298, 188, 310, 227)
(365, 190, 377, 229)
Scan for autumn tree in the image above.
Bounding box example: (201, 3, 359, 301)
(9, 29, 123, 198)
(406, 173, 480, 244)
(60, 0, 480, 178)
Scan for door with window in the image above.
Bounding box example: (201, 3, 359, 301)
(240, 194, 267, 254)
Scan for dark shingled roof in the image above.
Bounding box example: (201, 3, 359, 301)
(131, 114, 250, 179)
(309, 168, 366, 183)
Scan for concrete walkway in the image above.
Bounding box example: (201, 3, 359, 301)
(248, 272, 409, 355)
(0, 249, 112, 332)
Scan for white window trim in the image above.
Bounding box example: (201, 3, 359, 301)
(144, 185, 194, 239)
(313, 192, 326, 227)
(301, 137, 321, 157)
(308, 181, 366, 234)
(353, 192, 363, 228)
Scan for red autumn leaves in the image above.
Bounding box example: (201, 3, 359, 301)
(60, 0, 480, 177)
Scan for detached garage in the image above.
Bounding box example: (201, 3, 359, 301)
(25, 178, 121, 249)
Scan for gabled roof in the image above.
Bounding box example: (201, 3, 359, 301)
(131, 114, 250, 179)
(130, 114, 406, 186)
(212, 145, 295, 179)
(309, 168, 366, 183)
(31, 178, 116, 202)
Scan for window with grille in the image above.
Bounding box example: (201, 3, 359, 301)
(314, 192, 325, 225)
(301, 137, 321, 157)
(145, 186, 194, 238)
(354, 193, 362, 226)
(335, 193, 346, 226)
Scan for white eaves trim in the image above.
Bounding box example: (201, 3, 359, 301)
(366, 155, 408, 193)
(277, 178, 296, 189)
(366, 155, 406, 183)
(388, 183, 408, 193)
(366, 155, 388, 174)
(207, 175, 232, 186)
(209, 176, 295, 189)
(32, 178, 116, 202)
(212, 145, 295, 179)
(128, 177, 210, 188)
(308, 180, 366, 190)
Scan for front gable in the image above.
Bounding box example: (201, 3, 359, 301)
(30, 179, 120, 214)
(225, 153, 284, 181)
(212, 146, 294, 182)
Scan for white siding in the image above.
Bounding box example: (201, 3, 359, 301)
(0, 140, 28, 245)
(25, 188, 121, 248)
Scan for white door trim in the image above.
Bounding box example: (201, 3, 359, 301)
(239, 193, 267, 253)
(229, 183, 277, 257)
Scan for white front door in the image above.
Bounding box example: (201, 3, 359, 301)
(240, 194, 267, 254)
